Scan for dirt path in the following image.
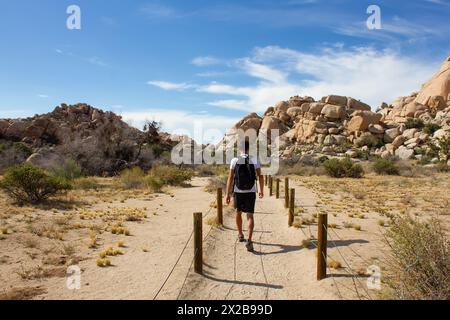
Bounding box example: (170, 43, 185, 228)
(179, 181, 341, 300)
(41, 177, 215, 300)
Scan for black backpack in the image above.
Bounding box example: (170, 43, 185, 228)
(234, 155, 257, 190)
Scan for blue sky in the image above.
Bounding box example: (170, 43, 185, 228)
(1, 0, 450, 138)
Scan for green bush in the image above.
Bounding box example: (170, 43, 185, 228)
(0, 144, 6, 153)
(385, 216, 449, 300)
(405, 118, 424, 130)
(423, 123, 441, 135)
(322, 158, 364, 178)
(428, 135, 450, 162)
(51, 159, 83, 182)
(0, 164, 72, 204)
(149, 165, 193, 186)
(118, 167, 146, 189)
(355, 135, 382, 148)
(373, 159, 400, 175)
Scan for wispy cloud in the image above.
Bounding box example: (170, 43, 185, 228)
(149, 45, 439, 113)
(191, 56, 221, 66)
(37, 94, 49, 98)
(147, 81, 194, 91)
(425, 0, 450, 6)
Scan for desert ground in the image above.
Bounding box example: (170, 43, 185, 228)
(1, 167, 449, 300)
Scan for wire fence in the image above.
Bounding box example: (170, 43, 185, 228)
(153, 198, 216, 300)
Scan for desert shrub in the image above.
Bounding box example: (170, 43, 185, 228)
(385, 216, 449, 300)
(322, 158, 364, 178)
(405, 118, 424, 130)
(0, 144, 6, 153)
(13, 142, 33, 156)
(149, 165, 193, 186)
(355, 135, 382, 148)
(204, 176, 227, 193)
(195, 164, 228, 177)
(430, 135, 450, 161)
(0, 164, 72, 204)
(143, 176, 163, 192)
(51, 159, 83, 182)
(373, 159, 400, 175)
(117, 167, 146, 189)
(422, 123, 441, 135)
(74, 177, 100, 190)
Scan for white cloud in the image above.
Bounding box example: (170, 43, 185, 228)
(150, 46, 438, 112)
(87, 56, 107, 67)
(191, 56, 221, 66)
(37, 94, 49, 98)
(121, 109, 239, 144)
(147, 81, 194, 91)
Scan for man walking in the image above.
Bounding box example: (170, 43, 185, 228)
(226, 140, 264, 252)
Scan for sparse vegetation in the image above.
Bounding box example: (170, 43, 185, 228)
(149, 165, 193, 186)
(51, 159, 83, 182)
(0, 164, 72, 204)
(373, 159, 400, 176)
(322, 158, 364, 178)
(384, 215, 449, 300)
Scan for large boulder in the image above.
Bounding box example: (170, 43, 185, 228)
(395, 146, 414, 160)
(346, 111, 382, 132)
(4, 121, 28, 140)
(275, 101, 290, 112)
(415, 56, 450, 105)
(308, 103, 326, 115)
(260, 116, 289, 136)
(321, 104, 345, 120)
(234, 113, 262, 132)
(347, 98, 371, 111)
(384, 127, 400, 143)
(286, 107, 303, 118)
(324, 95, 347, 107)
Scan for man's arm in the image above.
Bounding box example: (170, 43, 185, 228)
(225, 169, 234, 204)
(256, 168, 264, 198)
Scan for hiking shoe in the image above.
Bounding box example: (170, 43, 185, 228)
(245, 240, 254, 252)
(238, 234, 246, 243)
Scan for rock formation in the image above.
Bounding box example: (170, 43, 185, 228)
(0, 103, 173, 174)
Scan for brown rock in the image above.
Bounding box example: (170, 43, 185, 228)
(4, 121, 28, 140)
(346, 111, 382, 132)
(427, 95, 447, 110)
(0, 120, 10, 135)
(415, 56, 450, 105)
(325, 95, 347, 107)
(347, 98, 371, 111)
(321, 104, 345, 120)
(308, 103, 326, 115)
(286, 107, 303, 118)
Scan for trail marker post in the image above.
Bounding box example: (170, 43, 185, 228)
(317, 214, 328, 280)
(269, 176, 273, 197)
(289, 188, 295, 226)
(217, 188, 223, 226)
(193, 212, 203, 274)
(284, 178, 289, 208)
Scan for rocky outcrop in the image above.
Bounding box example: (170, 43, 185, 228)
(0, 103, 173, 174)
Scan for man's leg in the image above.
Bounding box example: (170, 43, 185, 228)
(247, 213, 254, 242)
(236, 210, 243, 237)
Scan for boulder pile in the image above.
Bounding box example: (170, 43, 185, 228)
(230, 56, 450, 164)
(0, 103, 173, 174)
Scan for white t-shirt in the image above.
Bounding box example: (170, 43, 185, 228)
(230, 155, 261, 193)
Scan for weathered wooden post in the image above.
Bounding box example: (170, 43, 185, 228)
(317, 214, 328, 281)
(275, 179, 280, 199)
(269, 176, 273, 197)
(217, 188, 223, 226)
(284, 178, 289, 208)
(289, 188, 295, 226)
(193, 212, 203, 274)
(264, 175, 268, 186)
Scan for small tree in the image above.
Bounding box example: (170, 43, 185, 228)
(373, 159, 400, 175)
(0, 164, 72, 204)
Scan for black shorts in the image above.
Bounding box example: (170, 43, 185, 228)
(234, 192, 256, 214)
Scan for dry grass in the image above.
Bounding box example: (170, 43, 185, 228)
(0, 286, 47, 300)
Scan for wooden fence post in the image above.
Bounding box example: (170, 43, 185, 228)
(289, 188, 295, 226)
(284, 178, 289, 208)
(269, 176, 273, 196)
(264, 175, 268, 186)
(275, 179, 280, 199)
(193, 212, 203, 274)
(317, 214, 328, 281)
(217, 188, 223, 226)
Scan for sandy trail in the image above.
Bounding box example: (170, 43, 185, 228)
(179, 181, 341, 300)
(41, 177, 215, 300)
